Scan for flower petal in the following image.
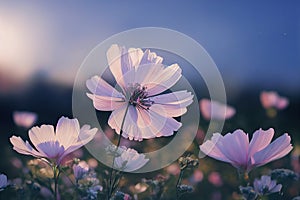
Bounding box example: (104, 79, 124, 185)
(149, 90, 193, 117)
(253, 133, 293, 167)
(199, 133, 231, 163)
(109, 104, 181, 141)
(10, 136, 43, 157)
(107, 45, 143, 89)
(108, 104, 128, 135)
(139, 49, 163, 65)
(248, 128, 274, 159)
(269, 184, 282, 193)
(220, 130, 249, 168)
(28, 125, 56, 154)
(86, 76, 125, 111)
(136, 64, 182, 96)
(56, 117, 80, 148)
(141, 110, 182, 138)
(59, 125, 97, 163)
(114, 148, 149, 172)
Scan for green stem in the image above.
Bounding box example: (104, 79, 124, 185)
(53, 165, 60, 200)
(107, 104, 129, 199)
(176, 170, 184, 200)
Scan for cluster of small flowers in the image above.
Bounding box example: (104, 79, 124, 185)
(73, 161, 103, 199)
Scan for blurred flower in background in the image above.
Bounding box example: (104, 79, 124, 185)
(260, 91, 289, 110)
(13, 111, 38, 129)
(73, 161, 89, 181)
(260, 91, 289, 118)
(189, 169, 204, 184)
(166, 163, 181, 176)
(199, 99, 235, 121)
(0, 174, 8, 191)
(208, 171, 223, 187)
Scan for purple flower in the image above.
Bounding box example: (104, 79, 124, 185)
(73, 161, 89, 180)
(86, 44, 193, 141)
(199, 99, 235, 120)
(13, 111, 37, 128)
(253, 175, 282, 195)
(0, 174, 8, 191)
(10, 116, 97, 165)
(199, 128, 293, 172)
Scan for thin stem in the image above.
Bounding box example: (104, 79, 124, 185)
(111, 171, 123, 195)
(107, 104, 130, 199)
(176, 170, 184, 200)
(53, 165, 60, 200)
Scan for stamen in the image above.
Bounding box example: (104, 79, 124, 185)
(127, 83, 154, 109)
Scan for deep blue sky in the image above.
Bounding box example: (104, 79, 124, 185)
(0, 1, 299, 94)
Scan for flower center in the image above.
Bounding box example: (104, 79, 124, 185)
(127, 83, 154, 110)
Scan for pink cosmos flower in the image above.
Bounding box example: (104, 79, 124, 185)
(199, 99, 235, 120)
(10, 116, 97, 165)
(87, 44, 193, 141)
(199, 128, 293, 172)
(260, 91, 289, 110)
(13, 111, 37, 128)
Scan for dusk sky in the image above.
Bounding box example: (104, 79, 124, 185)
(0, 1, 299, 94)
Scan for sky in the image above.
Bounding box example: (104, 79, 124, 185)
(0, 1, 299, 94)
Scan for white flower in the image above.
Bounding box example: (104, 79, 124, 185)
(114, 147, 149, 172)
(0, 174, 8, 190)
(13, 111, 37, 128)
(87, 44, 193, 141)
(10, 116, 97, 165)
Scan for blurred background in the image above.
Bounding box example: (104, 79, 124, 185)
(0, 1, 299, 199)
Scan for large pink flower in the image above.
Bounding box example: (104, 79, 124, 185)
(199, 128, 293, 172)
(87, 44, 193, 141)
(10, 117, 97, 165)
